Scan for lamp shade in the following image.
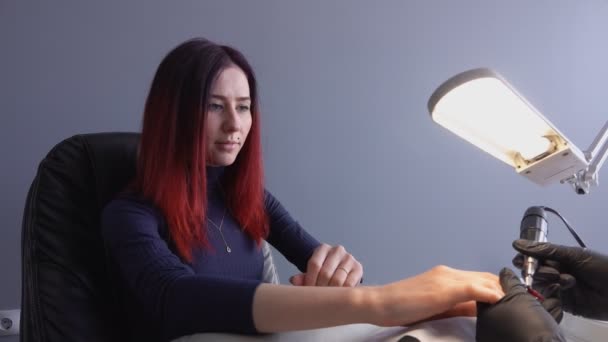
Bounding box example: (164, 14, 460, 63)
(428, 68, 587, 186)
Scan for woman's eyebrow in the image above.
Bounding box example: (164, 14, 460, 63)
(210, 94, 251, 101)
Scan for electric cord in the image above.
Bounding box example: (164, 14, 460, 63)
(540, 206, 587, 248)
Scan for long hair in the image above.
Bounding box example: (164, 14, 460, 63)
(134, 38, 268, 262)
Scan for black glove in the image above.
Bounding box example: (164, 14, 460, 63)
(513, 239, 608, 321)
(476, 268, 566, 342)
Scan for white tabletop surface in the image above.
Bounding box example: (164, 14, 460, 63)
(173, 314, 608, 342)
(174, 317, 477, 342)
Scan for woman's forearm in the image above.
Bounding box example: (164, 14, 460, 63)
(252, 283, 380, 333)
(252, 265, 505, 333)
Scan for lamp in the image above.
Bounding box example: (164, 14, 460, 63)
(427, 68, 608, 194)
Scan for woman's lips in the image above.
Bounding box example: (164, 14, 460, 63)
(216, 141, 240, 152)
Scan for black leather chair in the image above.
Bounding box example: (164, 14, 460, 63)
(21, 132, 139, 342)
(20, 132, 282, 342)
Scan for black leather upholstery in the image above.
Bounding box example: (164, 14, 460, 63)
(21, 132, 139, 342)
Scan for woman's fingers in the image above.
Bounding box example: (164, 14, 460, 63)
(289, 273, 306, 286)
(428, 266, 504, 301)
(344, 260, 363, 287)
(303, 244, 363, 287)
(329, 255, 352, 286)
(466, 280, 504, 304)
(431, 301, 477, 320)
(329, 254, 363, 287)
(304, 244, 331, 286)
(438, 266, 504, 302)
(316, 245, 347, 286)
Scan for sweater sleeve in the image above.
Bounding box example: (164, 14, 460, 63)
(101, 198, 261, 340)
(264, 190, 321, 273)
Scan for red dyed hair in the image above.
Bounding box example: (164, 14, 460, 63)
(134, 38, 268, 262)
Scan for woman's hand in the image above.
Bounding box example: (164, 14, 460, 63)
(253, 264, 503, 333)
(371, 265, 504, 327)
(290, 243, 363, 287)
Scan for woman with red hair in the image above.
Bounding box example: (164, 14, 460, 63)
(101, 38, 506, 342)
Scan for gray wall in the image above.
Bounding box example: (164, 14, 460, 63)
(2, 0, 608, 337)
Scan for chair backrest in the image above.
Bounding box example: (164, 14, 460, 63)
(21, 132, 282, 342)
(21, 132, 139, 342)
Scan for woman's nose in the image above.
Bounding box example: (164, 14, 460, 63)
(222, 107, 241, 132)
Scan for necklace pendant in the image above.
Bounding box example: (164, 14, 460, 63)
(226, 246, 232, 253)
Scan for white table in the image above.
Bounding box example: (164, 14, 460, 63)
(174, 317, 477, 342)
(174, 314, 608, 342)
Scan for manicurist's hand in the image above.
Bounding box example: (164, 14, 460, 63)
(512, 239, 608, 320)
(476, 268, 566, 342)
(290, 243, 363, 287)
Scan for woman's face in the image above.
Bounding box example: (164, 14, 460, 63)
(205, 66, 252, 166)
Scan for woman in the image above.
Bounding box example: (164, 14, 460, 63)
(101, 37, 504, 342)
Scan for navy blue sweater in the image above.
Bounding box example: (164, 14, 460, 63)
(101, 167, 320, 341)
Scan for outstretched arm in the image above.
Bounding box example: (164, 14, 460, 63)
(253, 265, 503, 333)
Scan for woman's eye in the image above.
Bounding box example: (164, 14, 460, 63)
(208, 103, 223, 111)
(237, 105, 250, 112)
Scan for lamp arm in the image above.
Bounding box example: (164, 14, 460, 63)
(566, 120, 608, 194)
(584, 120, 608, 165)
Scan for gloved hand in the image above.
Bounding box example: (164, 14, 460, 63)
(513, 239, 608, 321)
(476, 268, 566, 342)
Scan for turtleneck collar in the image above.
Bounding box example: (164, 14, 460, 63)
(206, 166, 225, 188)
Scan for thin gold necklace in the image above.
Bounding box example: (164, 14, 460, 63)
(207, 208, 231, 253)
